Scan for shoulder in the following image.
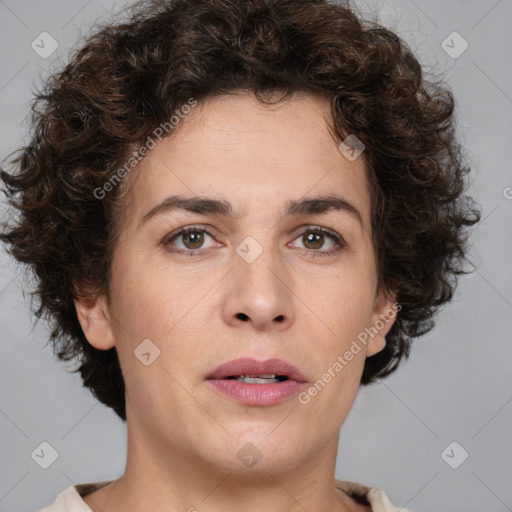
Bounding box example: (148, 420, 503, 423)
(37, 481, 113, 512)
(335, 478, 413, 512)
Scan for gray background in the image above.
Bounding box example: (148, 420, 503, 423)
(0, 0, 511, 511)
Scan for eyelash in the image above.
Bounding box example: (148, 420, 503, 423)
(162, 225, 345, 258)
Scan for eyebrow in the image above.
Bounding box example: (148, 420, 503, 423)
(138, 194, 365, 230)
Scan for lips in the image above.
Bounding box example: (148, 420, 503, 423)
(206, 357, 307, 383)
(206, 357, 308, 406)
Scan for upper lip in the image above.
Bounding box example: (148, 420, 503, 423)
(207, 357, 307, 382)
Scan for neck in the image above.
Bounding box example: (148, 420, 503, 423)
(83, 414, 357, 512)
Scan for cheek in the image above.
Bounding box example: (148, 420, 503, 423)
(316, 270, 376, 337)
(108, 256, 215, 372)
(302, 271, 375, 405)
(296, 348, 365, 439)
(109, 253, 196, 336)
(109, 267, 205, 423)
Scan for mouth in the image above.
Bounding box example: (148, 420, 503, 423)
(206, 357, 307, 382)
(206, 357, 307, 406)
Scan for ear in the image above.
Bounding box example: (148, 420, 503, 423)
(74, 293, 116, 350)
(365, 288, 399, 358)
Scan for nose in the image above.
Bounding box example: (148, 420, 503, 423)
(222, 242, 295, 332)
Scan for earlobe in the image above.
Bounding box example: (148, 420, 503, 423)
(366, 289, 399, 358)
(74, 294, 116, 350)
(365, 334, 386, 358)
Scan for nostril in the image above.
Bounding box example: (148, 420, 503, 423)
(274, 315, 285, 322)
(236, 313, 249, 321)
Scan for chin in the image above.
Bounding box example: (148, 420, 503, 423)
(199, 428, 312, 476)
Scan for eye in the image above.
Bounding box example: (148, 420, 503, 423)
(162, 225, 344, 257)
(289, 226, 344, 256)
(163, 226, 218, 254)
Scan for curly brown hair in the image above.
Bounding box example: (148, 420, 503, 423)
(0, 0, 480, 422)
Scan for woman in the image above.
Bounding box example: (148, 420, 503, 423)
(0, 0, 480, 510)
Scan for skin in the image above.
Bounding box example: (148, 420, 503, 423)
(75, 91, 397, 512)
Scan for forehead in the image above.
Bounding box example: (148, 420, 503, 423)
(119, 91, 371, 230)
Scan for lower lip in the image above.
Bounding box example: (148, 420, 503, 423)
(207, 379, 306, 406)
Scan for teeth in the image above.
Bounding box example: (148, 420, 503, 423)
(235, 376, 280, 384)
(230, 374, 277, 379)
(224, 374, 288, 383)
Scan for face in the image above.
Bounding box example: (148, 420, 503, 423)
(76, 91, 396, 478)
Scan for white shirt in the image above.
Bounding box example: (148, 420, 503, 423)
(38, 479, 412, 511)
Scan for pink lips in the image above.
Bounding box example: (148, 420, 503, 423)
(206, 357, 307, 406)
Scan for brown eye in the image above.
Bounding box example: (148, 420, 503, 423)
(164, 227, 217, 253)
(302, 232, 325, 250)
(181, 230, 205, 249)
(289, 227, 344, 256)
